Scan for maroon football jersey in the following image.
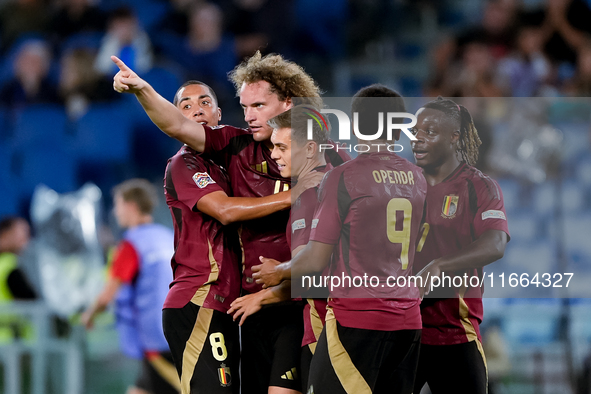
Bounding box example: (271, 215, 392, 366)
(162, 146, 241, 313)
(310, 152, 427, 331)
(203, 125, 292, 293)
(413, 163, 510, 346)
(287, 165, 332, 347)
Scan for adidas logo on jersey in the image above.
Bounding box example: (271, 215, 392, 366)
(281, 367, 298, 381)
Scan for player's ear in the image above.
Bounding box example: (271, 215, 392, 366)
(217, 107, 222, 121)
(451, 129, 460, 144)
(285, 97, 293, 110)
(306, 141, 316, 158)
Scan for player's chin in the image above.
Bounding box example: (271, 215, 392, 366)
(252, 129, 272, 142)
(279, 168, 291, 178)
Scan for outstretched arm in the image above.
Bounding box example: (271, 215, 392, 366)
(111, 56, 206, 151)
(196, 190, 291, 226)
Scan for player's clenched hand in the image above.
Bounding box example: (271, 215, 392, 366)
(227, 292, 264, 326)
(111, 55, 147, 94)
(291, 170, 325, 201)
(416, 259, 441, 299)
(252, 256, 283, 288)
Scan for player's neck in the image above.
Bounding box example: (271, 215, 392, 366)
(263, 139, 274, 150)
(423, 157, 461, 186)
(128, 215, 153, 228)
(296, 156, 326, 181)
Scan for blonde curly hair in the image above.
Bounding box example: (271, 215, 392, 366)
(228, 51, 321, 105)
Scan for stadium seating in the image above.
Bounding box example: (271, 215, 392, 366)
(73, 104, 131, 163)
(12, 141, 77, 199)
(11, 104, 70, 146)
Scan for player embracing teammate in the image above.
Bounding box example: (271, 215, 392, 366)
(112, 47, 509, 393)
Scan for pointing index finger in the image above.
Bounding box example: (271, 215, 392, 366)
(111, 55, 130, 72)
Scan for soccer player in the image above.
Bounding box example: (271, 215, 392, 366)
(162, 80, 307, 394)
(410, 97, 509, 394)
(227, 104, 335, 390)
(254, 88, 428, 394)
(112, 52, 329, 394)
(81, 179, 179, 394)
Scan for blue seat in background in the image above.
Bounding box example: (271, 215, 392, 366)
(0, 178, 19, 218)
(60, 32, 104, 54)
(507, 211, 540, 244)
(502, 299, 561, 345)
(11, 104, 70, 146)
(12, 141, 77, 199)
(563, 213, 591, 258)
(74, 104, 132, 163)
(554, 121, 590, 164)
(576, 153, 591, 189)
(132, 1, 170, 31)
(497, 178, 520, 214)
(0, 106, 9, 141)
(500, 240, 556, 275)
(142, 66, 182, 104)
(531, 182, 555, 216)
(560, 180, 585, 214)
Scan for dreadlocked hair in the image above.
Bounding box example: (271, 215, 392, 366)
(423, 97, 481, 166)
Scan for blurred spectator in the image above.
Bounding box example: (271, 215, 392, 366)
(563, 41, 591, 96)
(219, 0, 295, 58)
(539, 0, 591, 65)
(155, 0, 200, 37)
(0, 216, 36, 301)
(161, 3, 237, 99)
(81, 179, 178, 394)
(0, 40, 59, 109)
(427, 0, 519, 95)
(0, 0, 49, 53)
(440, 40, 504, 97)
(94, 7, 153, 76)
(497, 22, 556, 96)
(48, 0, 106, 45)
(59, 48, 118, 120)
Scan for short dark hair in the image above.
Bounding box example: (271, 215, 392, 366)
(112, 179, 158, 215)
(351, 84, 406, 140)
(0, 217, 24, 237)
(173, 80, 218, 107)
(268, 105, 330, 145)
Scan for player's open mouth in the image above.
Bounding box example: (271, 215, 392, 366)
(413, 150, 427, 159)
(198, 121, 208, 125)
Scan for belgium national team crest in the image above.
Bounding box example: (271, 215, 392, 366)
(442, 195, 459, 218)
(218, 364, 232, 387)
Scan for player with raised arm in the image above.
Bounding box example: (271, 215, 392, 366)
(228, 103, 338, 390)
(411, 97, 510, 394)
(112, 53, 328, 394)
(254, 89, 428, 394)
(161, 80, 305, 394)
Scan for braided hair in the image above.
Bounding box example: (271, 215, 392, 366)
(423, 97, 482, 166)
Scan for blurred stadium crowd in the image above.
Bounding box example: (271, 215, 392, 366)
(0, 0, 591, 216)
(0, 0, 591, 393)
